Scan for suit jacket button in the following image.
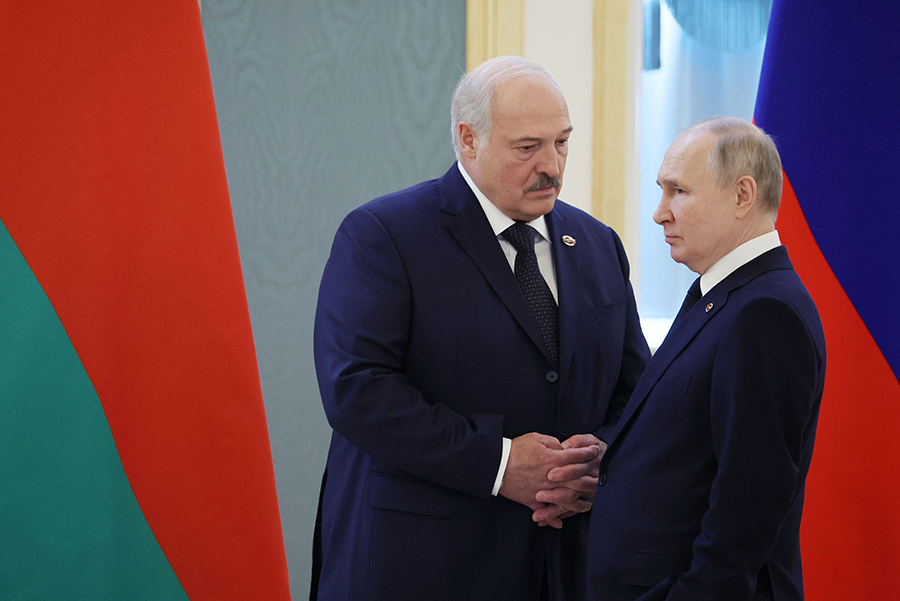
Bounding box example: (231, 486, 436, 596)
(546, 370, 558, 382)
(598, 473, 608, 486)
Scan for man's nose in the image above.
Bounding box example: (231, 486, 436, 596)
(537, 145, 562, 178)
(653, 197, 670, 225)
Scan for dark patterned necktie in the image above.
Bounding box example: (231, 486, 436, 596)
(674, 277, 702, 323)
(503, 222, 559, 368)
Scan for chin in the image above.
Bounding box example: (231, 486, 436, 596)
(525, 198, 556, 219)
(669, 249, 688, 268)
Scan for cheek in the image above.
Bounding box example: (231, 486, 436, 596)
(506, 163, 532, 188)
(673, 207, 703, 243)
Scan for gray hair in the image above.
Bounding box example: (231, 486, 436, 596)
(450, 56, 560, 160)
(688, 116, 783, 215)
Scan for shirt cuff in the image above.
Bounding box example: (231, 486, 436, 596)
(491, 437, 512, 496)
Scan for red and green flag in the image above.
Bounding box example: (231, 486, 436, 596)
(755, 0, 900, 597)
(1, 2, 291, 599)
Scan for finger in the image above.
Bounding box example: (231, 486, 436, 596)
(534, 507, 578, 528)
(535, 493, 593, 516)
(560, 433, 602, 450)
(524, 500, 550, 513)
(541, 478, 599, 500)
(536, 476, 599, 501)
(547, 461, 594, 482)
(553, 445, 599, 466)
(531, 432, 563, 450)
(536, 517, 564, 529)
(535, 487, 581, 505)
(532, 502, 567, 524)
(570, 475, 599, 492)
(558, 498, 592, 514)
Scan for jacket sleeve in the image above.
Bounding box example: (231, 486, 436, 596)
(664, 297, 823, 600)
(313, 207, 504, 498)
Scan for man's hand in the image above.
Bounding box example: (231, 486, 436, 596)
(531, 434, 607, 528)
(498, 432, 600, 515)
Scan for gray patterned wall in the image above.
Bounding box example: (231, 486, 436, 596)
(201, 1, 466, 596)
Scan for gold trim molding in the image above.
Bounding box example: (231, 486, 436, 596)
(592, 0, 641, 251)
(466, 0, 525, 69)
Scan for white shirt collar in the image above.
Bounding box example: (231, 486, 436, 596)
(700, 230, 781, 296)
(457, 162, 551, 242)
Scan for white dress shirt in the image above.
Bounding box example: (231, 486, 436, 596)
(457, 162, 559, 300)
(700, 230, 781, 296)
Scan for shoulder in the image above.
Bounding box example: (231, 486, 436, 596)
(359, 178, 440, 219)
(723, 273, 825, 362)
(350, 164, 466, 225)
(336, 178, 442, 242)
(332, 168, 467, 256)
(736, 257, 821, 327)
(717, 249, 821, 330)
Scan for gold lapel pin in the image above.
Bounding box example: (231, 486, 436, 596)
(705, 303, 714, 312)
(561, 235, 576, 247)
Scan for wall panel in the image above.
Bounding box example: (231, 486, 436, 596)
(201, 1, 465, 595)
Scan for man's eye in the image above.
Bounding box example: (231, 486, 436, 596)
(675, 188, 685, 194)
(519, 145, 535, 152)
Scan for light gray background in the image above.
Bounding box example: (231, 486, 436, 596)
(201, 1, 466, 597)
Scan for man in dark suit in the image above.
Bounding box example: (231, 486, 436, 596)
(312, 56, 649, 600)
(581, 116, 826, 600)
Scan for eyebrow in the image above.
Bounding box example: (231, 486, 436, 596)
(512, 127, 574, 144)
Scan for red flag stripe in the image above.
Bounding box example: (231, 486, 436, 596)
(778, 174, 900, 597)
(0, 3, 290, 599)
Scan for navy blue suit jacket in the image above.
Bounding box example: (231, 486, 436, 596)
(587, 246, 826, 601)
(313, 164, 649, 600)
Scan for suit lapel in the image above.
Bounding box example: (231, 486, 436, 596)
(614, 296, 718, 432)
(610, 247, 794, 445)
(545, 209, 580, 379)
(438, 165, 551, 362)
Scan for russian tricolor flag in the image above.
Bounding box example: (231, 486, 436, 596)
(0, 3, 290, 599)
(755, 0, 900, 597)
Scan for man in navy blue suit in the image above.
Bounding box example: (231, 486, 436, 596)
(581, 117, 826, 600)
(311, 56, 649, 600)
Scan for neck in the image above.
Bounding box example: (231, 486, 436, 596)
(735, 216, 776, 248)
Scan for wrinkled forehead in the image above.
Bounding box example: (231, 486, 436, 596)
(494, 74, 567, 110)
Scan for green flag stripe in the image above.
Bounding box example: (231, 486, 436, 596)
(0, 219, 189, 600)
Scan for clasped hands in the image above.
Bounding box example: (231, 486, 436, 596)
(498, 432, 606, 529)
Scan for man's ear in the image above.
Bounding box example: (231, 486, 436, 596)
(458, 122, 478, 159)
(734, 175, 758, 218)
